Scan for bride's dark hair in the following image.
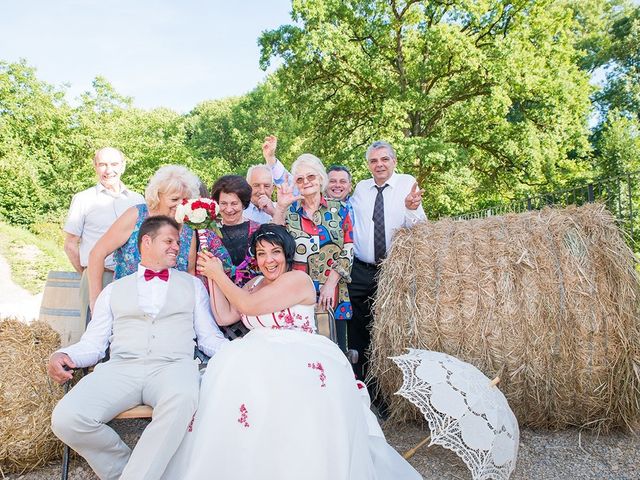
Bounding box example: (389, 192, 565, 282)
(249, 224, 296, 271)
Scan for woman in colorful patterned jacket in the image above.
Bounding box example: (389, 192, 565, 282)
(272, 154, 354, 352)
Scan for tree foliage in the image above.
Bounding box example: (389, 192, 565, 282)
(184, 77, 309, 179)
(1, 1, 639, 228)
(577, 1, 640, 178)
(259, 0, 598, 215)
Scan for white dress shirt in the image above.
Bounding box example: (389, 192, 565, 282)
(64, 183, 145, 269)
(59, 265, 227, 367)
(243, 202, 274, 224)
(270, 158, 288, 186)
(350, 173, 426, 264)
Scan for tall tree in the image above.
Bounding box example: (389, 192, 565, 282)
(184, 77, 309, 176)
(576, 0, 639, 179)
(260, 0, 594, 215)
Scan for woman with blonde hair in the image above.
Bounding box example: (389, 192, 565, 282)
(87, 165, 199, 311)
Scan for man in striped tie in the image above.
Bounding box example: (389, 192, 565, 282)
(348, 141, 426, 407)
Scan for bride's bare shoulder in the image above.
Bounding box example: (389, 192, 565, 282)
(281, 270, 312, 282)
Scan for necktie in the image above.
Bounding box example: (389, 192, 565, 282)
(144, 269, 169, 282)
(372, 184, 388, 264)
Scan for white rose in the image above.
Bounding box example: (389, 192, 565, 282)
(190, 208, 207, 224)
(175, 203, 186, 223)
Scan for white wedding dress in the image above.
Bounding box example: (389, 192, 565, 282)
(162, 300, 422, 480)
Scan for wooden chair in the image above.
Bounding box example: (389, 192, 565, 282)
(59, 346, 209, 480)
(60, 386, 154, 480)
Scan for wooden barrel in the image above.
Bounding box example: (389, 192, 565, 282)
(39, 271, 83, 347)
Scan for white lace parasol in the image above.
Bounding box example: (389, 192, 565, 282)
(391, 349, 520, 480)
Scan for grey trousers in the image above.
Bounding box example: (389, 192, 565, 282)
(51, 357, 200, 480)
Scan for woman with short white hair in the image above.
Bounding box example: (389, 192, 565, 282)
(87, 165, 199, 311)
(273, 153, 354, 352)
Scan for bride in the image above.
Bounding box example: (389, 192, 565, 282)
(166, 224, 422, 480)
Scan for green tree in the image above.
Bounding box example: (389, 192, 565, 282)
(594, 110, 640, 177)
(576, 1, 639, 179)
(0, 60, 77, 224)
(185, 77, 309, 177)
(590, 2, 640, 121)
(260, 0, 595, 216)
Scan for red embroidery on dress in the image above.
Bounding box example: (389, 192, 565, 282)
(238, 404, 250, 427)
(272, 309, 314, 333)
(301, 317, 313, 333)
(187, 412, 196, 432)
(308, 362, 327, 387)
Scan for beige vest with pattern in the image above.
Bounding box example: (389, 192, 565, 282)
(108, 270, 196, 361)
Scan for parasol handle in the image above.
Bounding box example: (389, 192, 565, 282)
(403, 435, 431, 460)
(490, 376, 500, 387)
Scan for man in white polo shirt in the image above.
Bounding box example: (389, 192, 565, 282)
(63, 147, 144, 331)
(243, 164, 276, 224)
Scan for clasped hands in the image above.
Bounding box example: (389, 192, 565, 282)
(196, 250, 225, 279)
(256, 194, 275, 215)
(318, 278, 338, 311)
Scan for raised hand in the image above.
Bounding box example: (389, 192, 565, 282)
(276, 176, 302, 210)
(262, 135, 278, 165)
(404, 182, 423, 210)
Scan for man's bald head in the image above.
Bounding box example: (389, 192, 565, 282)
(93, 147, 126, 192)
(93, 147, 125, 165)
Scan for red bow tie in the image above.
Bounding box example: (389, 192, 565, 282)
(144, 269, 169, 282)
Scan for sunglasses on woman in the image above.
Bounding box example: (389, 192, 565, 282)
(294, 173, 318, 185)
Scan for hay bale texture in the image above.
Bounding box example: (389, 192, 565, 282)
(0, 318, 65, 474)
(371, 203, 640, 431)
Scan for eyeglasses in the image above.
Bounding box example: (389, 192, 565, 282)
(294, 174, 318, 185)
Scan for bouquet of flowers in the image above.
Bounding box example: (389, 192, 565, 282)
(175, 198, 221, 251)
(175, 198, 219, 230)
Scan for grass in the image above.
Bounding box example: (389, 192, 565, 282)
(0, 222, 72, 294)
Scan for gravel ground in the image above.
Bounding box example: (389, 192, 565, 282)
(5, 420, 639, 479)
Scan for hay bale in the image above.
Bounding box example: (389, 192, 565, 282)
(0, 317, 65, 474)
(371, 203, 640, 431)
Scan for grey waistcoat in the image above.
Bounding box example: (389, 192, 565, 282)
(108, 270, 196, 360)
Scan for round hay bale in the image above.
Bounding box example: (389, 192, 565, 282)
(0, 317, 65, 474)
(371, 203, 640, 431)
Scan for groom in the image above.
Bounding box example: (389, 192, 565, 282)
(48, 215, 228, 480)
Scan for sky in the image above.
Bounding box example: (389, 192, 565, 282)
(0, 0, 293, 112)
